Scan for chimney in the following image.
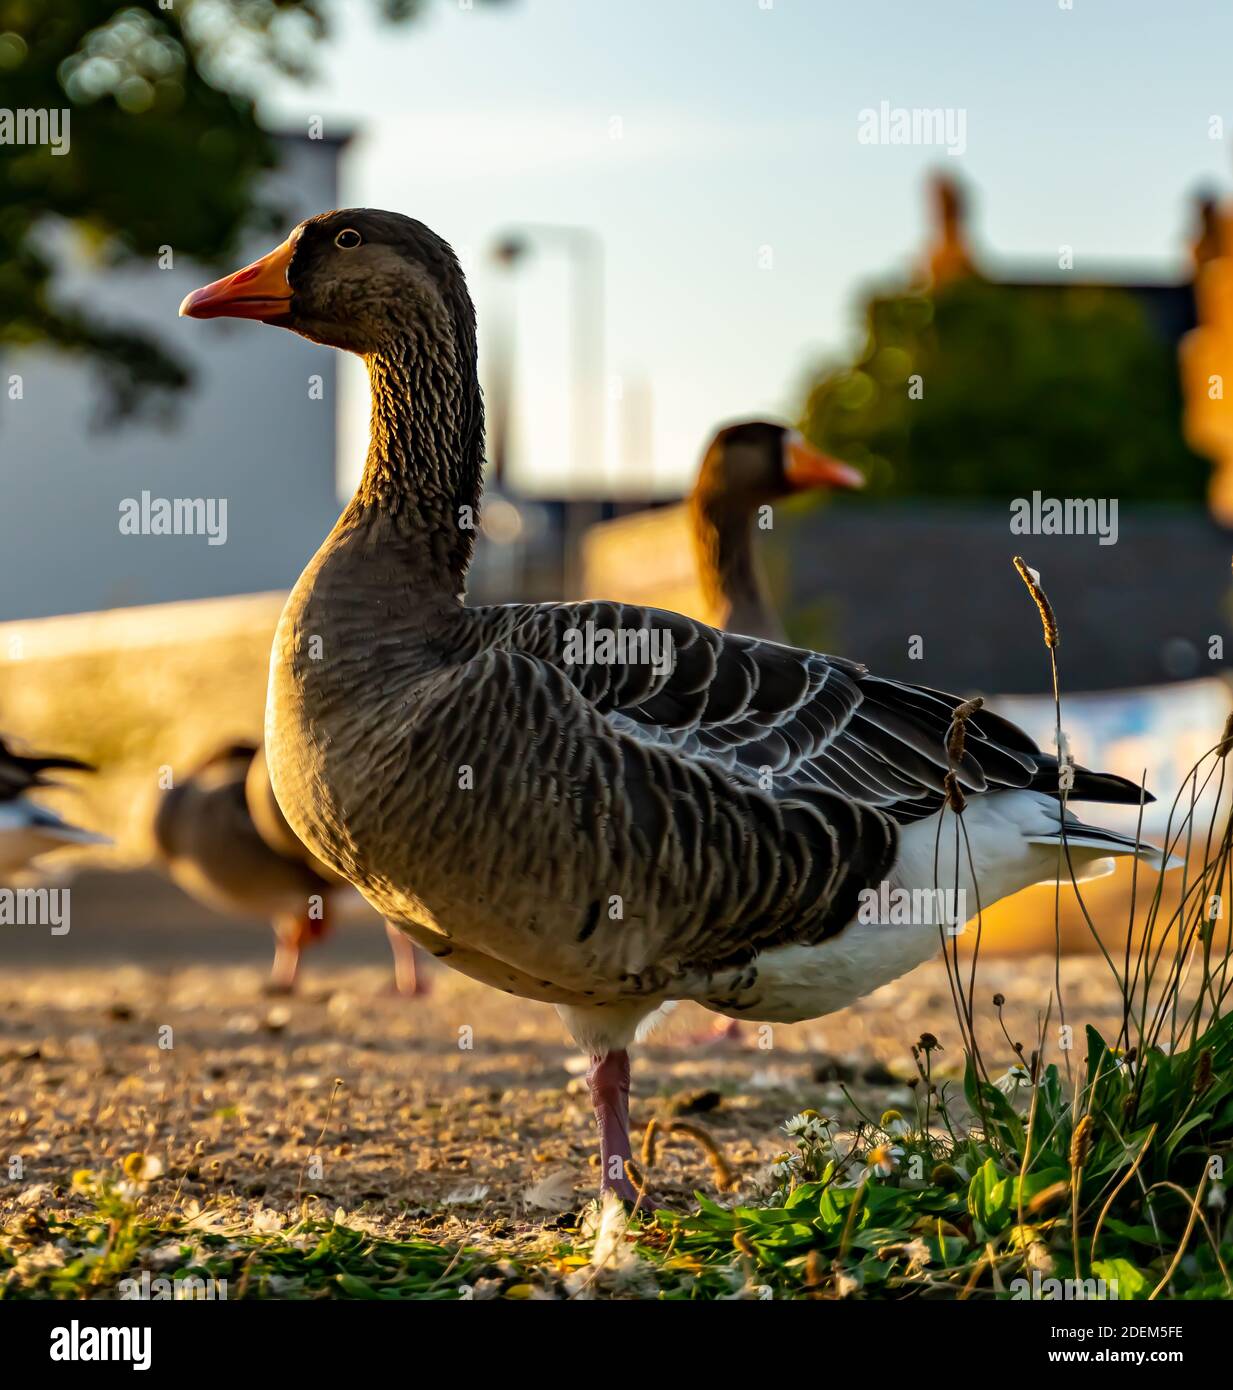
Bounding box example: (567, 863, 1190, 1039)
(1191, 190, 1224, 274)
(923, 172, 977, 286)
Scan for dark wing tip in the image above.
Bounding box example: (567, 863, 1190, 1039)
(1069, 768, 1155, 806)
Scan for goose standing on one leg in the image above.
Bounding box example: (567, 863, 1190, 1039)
(0, 734, 105, 876)
(182, 211, 1177, 1203)
(152, 741, 424, 996)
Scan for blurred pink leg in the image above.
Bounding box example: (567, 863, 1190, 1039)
(384, 921, 429, 997)
(267, 916, 305, 994)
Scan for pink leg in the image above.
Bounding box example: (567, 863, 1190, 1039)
(384, 922, 429, 997)
(267, 915, 306, 995)
(587, 1049, 640, 1203)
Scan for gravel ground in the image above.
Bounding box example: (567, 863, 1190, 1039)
(1, 880, 1139, 1237)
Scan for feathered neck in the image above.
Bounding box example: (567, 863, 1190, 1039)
(689, 480, 785, 642)
(354, 307, 485, 598)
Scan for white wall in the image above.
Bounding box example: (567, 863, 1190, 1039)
(0, 135, 349, 622)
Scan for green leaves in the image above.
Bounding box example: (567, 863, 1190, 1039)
(1089, 1258, 1149, 1301)
(656, 1011, 1232, 1299)
(798, 277, 1207, 503)
(0, 1, 498, 418)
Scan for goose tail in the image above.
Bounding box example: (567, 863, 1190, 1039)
(0, 801, 112, 875)
(1026, 813, 1184, 883)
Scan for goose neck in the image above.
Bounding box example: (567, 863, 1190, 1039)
(691, 495, 779, 637)
(356, 337, 485, 595)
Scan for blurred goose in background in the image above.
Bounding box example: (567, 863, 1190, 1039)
(182, 209, 1177, 1203)
(690, 420, 863, 641)
(0, 734, 105, 876)
(152, 741, 423, 996)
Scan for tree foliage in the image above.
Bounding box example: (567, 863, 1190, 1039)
(799, 277, 1208, 502)
(0, 1, 485, 420)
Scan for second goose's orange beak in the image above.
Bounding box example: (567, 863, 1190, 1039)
(783, 433, 865, 491)
(179, 238, 295, 322)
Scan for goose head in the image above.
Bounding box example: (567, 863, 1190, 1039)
(689, 422, 863, 640)
(182, 209, 486, 589)
(693, 420, 863, 521)
(179, 208, 475, 359)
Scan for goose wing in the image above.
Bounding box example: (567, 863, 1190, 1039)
(442, 634, 896, 980)
(473, 600, 1140, 824)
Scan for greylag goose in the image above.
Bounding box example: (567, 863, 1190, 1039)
(152, 741, 422, 995)
(0, 735, 105, 875)
(182, 210, 1176, 1202)
(690, 420, 862, 641)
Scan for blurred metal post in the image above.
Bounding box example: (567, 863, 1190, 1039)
(490, 225, 604, 597)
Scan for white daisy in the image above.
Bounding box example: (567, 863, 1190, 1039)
(993, 1064, 1031, 1097)
(880, 1108, 912, 1138)
(861, 1143, 904, 1180)
(769, 1152, 797, 1181)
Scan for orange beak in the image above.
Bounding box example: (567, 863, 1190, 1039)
(179, 237, 295, 323)
(783, 433, 865, 491)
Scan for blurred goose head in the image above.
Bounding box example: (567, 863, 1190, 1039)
(690, 420, 863, 640)
(692, 420, 864, 519)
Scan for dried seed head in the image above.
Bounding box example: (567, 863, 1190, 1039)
(640, 1116, 660, 1169)
(1219, 710, 1233, 760)
(918, 1032, 941, 1052)
(733, 1230, 756, 1260)
(623, 1158, 645, 1196)
(992, 993, 1005, 1008)
(945, 697, 984, 766)
(1013, 556, 1059, 649)
(944, 771, 966, 813)
(1069, 1115, 1094, 1170)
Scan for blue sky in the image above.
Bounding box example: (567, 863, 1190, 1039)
(263, 0, 1233, 496)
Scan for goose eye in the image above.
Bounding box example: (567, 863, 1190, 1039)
(334, 228, 362, 250)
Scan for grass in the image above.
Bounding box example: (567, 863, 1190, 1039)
(3, 559, 1232, 1300)
(5, 998, 1229, 1300)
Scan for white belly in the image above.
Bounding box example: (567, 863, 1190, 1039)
(706, 915, 943, 1024)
